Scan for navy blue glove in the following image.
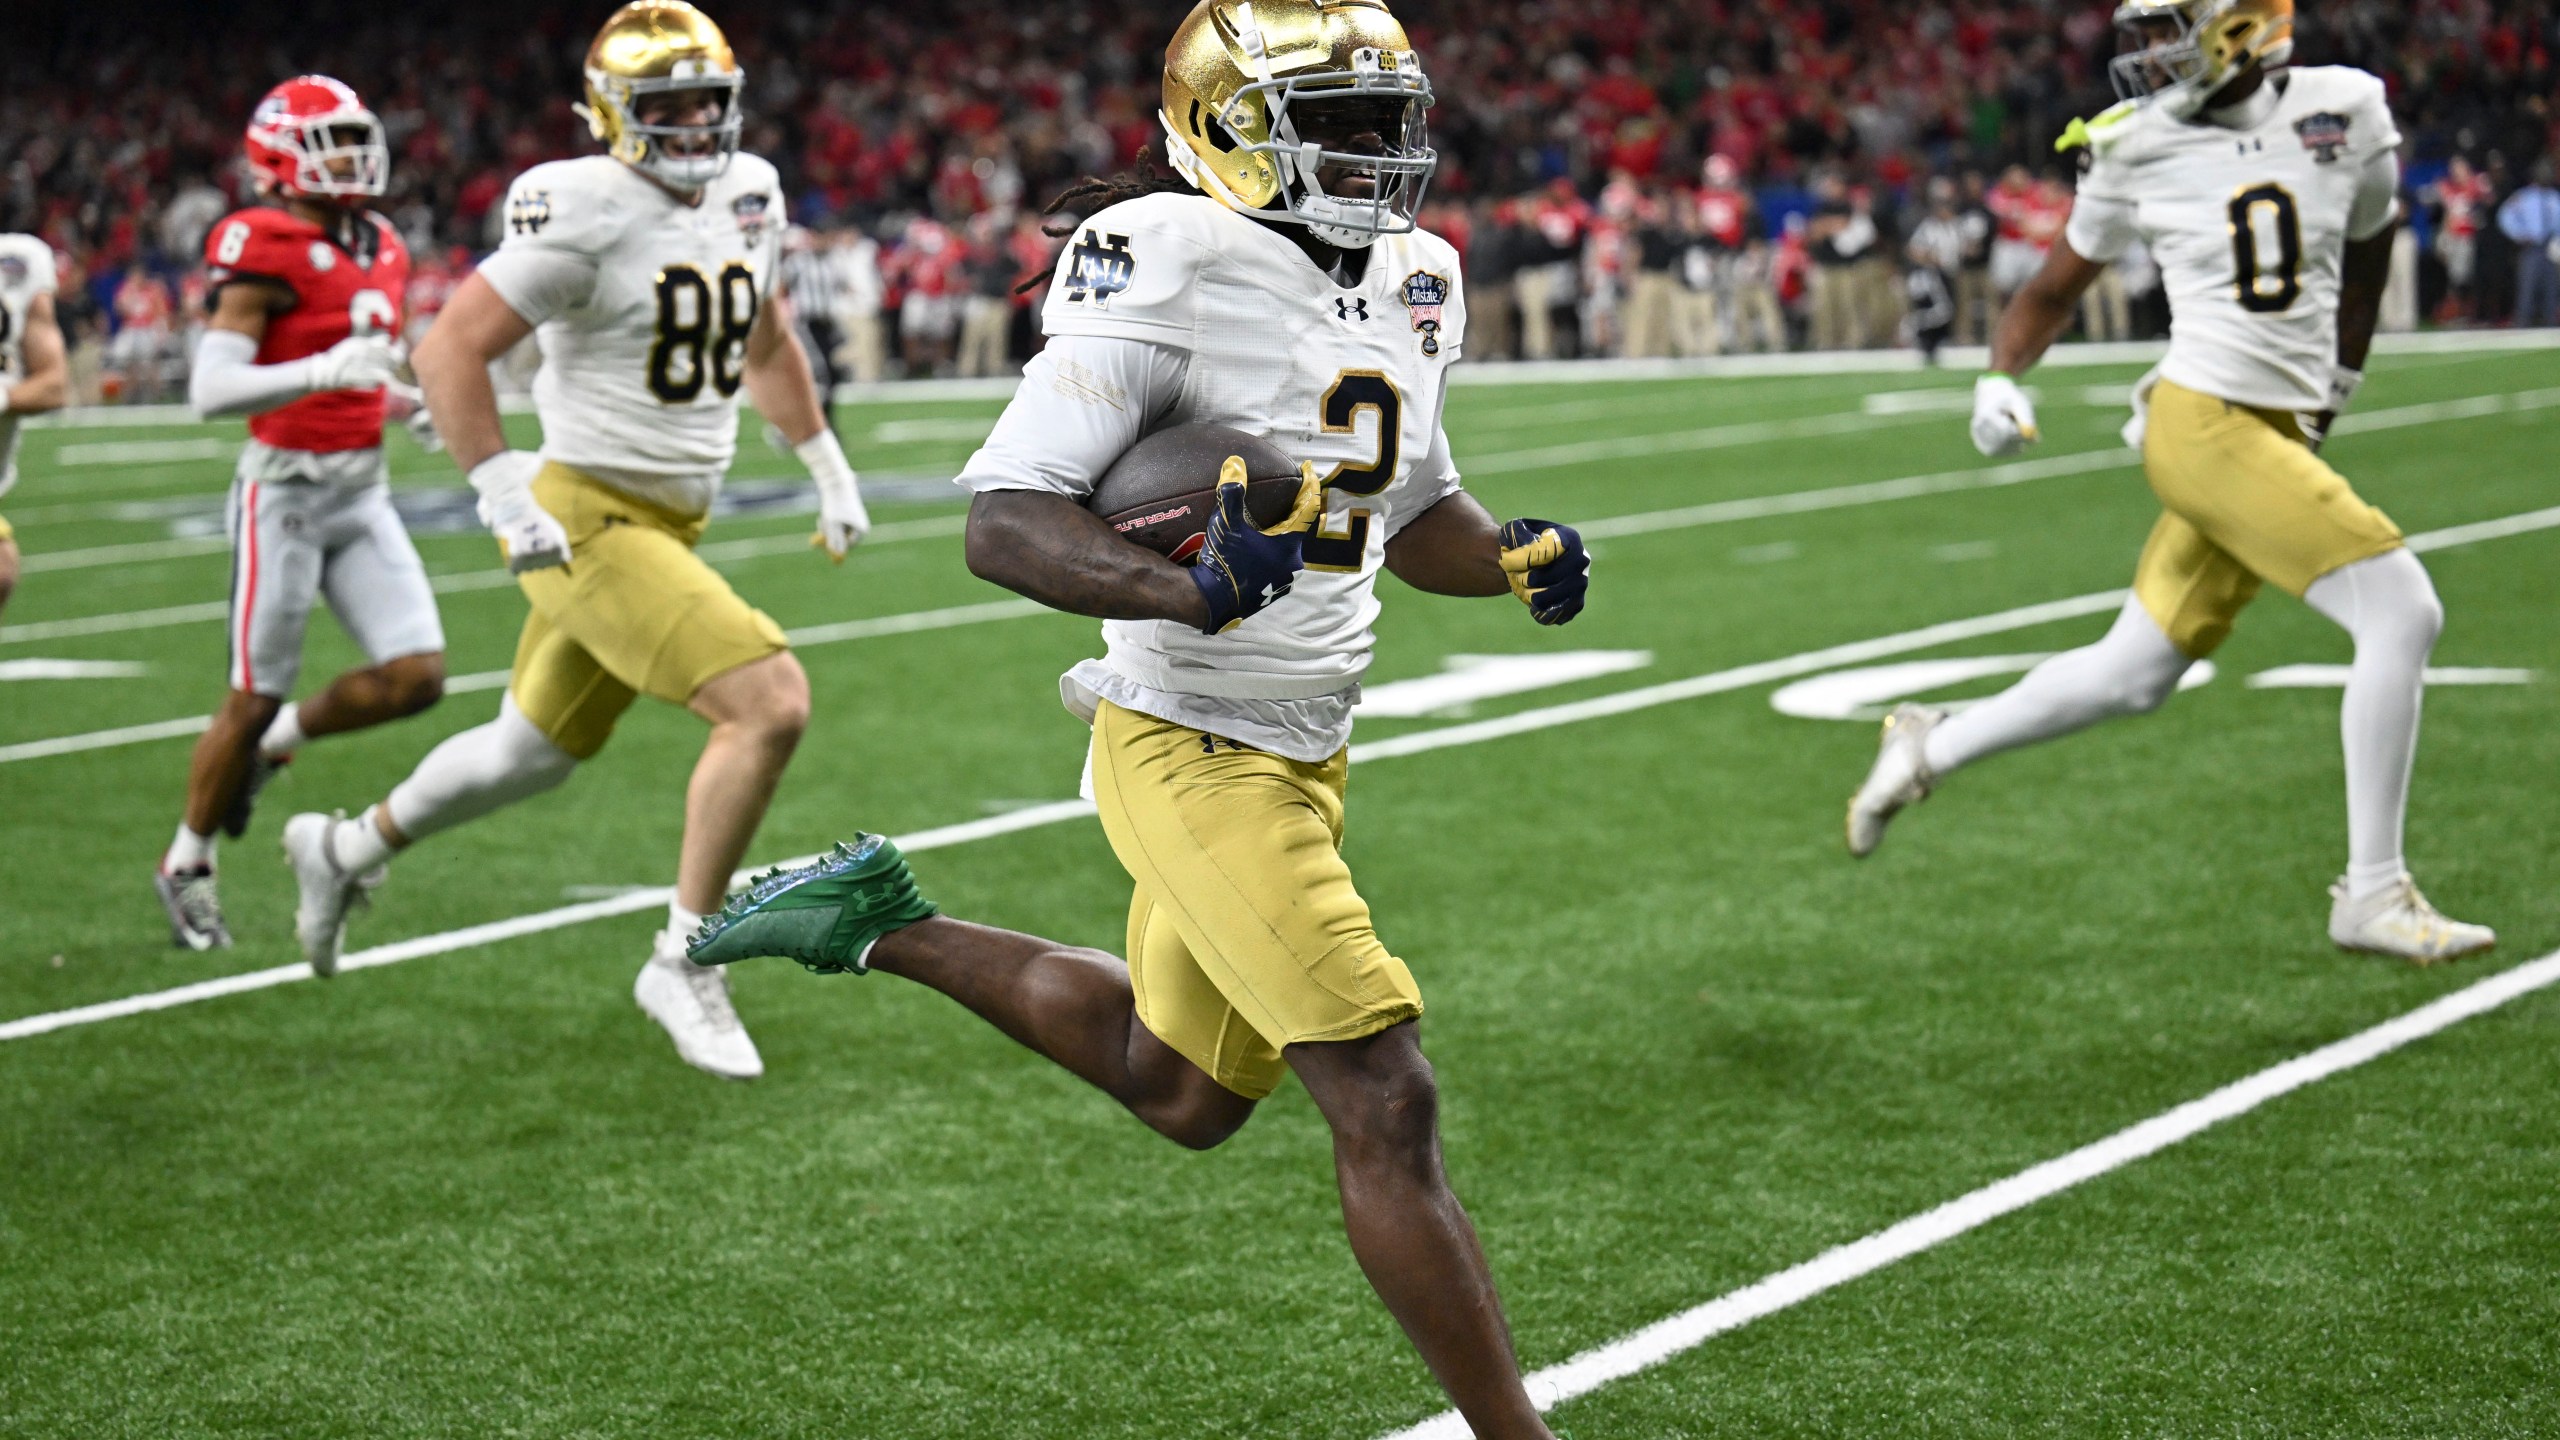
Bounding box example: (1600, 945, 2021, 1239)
(1189, 457, 1324, 634)
(1498, 517, 1590, 626)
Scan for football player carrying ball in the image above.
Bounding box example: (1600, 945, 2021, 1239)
(688, 2, 1583, 1433)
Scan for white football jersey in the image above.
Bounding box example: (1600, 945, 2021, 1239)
(0, 232, 59, 496)
(478, 154, 787, 516)
(2072, 67, 2400, 412)
(1018, 193, 1468, 738)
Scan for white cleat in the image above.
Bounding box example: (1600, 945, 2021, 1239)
(2329, 875, 2496, 966)
(1846, 703, 1945, 858)
(635, 946, 764, 1081)
(282, 811, 372, 977)
(155, 866, 232, 951)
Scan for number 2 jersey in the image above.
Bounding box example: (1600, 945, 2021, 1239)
(0, 232, 58, 496)
(202, 206, 410, 461)
(956, 191, 1469, 761)
(475, 153, 786, 518)
(2067, 66, 2400, 413)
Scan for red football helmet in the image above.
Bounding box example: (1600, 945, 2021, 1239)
(244, 75, 389, 201)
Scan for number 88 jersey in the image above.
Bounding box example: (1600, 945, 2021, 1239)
(2068, 66, 2400, 414)
(476, 153, 785, 517)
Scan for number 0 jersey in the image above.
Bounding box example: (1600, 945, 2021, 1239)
(956, 192, 1470, 759)
(2068, 67, 2400, 413)
(476, 154, 786, 518)
(0, 232, 58, 496)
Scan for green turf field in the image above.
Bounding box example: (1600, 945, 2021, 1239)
(4, 347, 2556, 1438)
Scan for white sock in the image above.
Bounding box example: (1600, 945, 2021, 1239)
(260, 702, 307, 759)
(1923, 597, 2194, 776)
(383, 696, 579, 844)
(330, 805, 396, 875)
(660, 903, 707, 962)
(164, 824, 215, 873)
(2344, 859, 2408, 900)
(2303, 549, 2441, 896)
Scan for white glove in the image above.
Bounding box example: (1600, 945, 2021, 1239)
(306, 334, 402, 393)
(1970, 372, 2039, 457)
(797, 429, 870, 561)
(468, 451, 572, 574)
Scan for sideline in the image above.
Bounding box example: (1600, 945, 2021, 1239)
(6, 501, 2557, 1041)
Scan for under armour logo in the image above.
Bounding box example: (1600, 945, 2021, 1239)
(1335, 298, 1369, 321)
(1260, 583, 1281, 603)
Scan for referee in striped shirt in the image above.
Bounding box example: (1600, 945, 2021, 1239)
(780, 226, 847, 432)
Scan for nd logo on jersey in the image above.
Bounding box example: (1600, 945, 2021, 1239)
(1066, 231, 1135, 308)
(509, 189, 553, 236)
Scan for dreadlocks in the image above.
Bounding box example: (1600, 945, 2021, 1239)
(1015, 144, 1199, 296)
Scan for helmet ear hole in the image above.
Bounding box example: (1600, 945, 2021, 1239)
(1190, 101, 1242, 155)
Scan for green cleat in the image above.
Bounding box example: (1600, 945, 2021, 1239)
(687, 834, 940, 975)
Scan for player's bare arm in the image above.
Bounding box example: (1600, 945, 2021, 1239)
(409, 274, 533, 472)
(739, 291, 822, 442)
(2310, 219, 2396, 447)
(1383, 489, 1510, 596)
(5, 292, 68, 416)
(1388, 488, 1593, 624)
(410, 274, 569, 574)
(1970, 238, 2107, 456)
(1988, 238, 2109, 378)
(964, 488, 1215, 628)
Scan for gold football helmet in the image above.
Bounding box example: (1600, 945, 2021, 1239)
(1158, 0, 1436, 248)
(577, 1, 744, 188)
(2109, 0, 2294, 117)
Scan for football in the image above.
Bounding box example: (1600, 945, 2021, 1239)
(1087, 423, 1305, 562)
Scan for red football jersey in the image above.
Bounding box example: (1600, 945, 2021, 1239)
(203, 206, 410, 453)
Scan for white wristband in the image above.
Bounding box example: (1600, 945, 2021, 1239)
(2327, 365, 2365, 415)
(0, 385, 13, 416)
(793, 428, 855, 486)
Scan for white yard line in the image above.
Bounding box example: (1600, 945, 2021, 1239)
(1379, 947, 2560, 1439)
(7, 503, 2556, 1040)
(18, 536, 231, 573)
(54, 438, 233, 466)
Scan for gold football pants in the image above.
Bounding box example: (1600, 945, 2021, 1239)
(2133, 378, 2404, 657)
(1088, 701, 1423, 1099)
(506, 463, 789, 759)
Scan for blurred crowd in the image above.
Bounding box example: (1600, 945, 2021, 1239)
(6, 0, 2557, 402)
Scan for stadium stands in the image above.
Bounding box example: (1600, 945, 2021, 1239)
(5, 0, 2554, 396)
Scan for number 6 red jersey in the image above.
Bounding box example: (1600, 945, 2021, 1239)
(203, 206, 410, 453)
